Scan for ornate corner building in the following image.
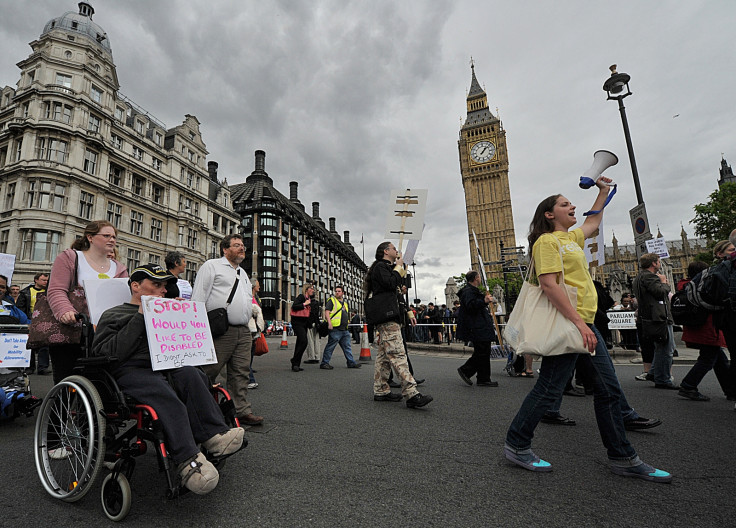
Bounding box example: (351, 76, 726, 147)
(0, 2, 239, 284)
(230, 151, 367, 321)
(457, 63, 516, 277)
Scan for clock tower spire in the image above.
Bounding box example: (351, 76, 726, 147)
(458, 62, 517, 278)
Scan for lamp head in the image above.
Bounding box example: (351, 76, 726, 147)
(603, 64, 632, 100)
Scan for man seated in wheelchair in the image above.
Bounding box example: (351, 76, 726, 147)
(91, 264, 245, 495)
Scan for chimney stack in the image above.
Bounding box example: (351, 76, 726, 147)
(207, 161, 218, 182)
(343, 231, 350, 244)
(289, 181, 298, 202)
(255, 150, 265, 171)
(329, 217, 336, 232)
(312, 201, 320, 219)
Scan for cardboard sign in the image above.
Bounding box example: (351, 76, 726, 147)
(0, 253, 16, 285)
(607, 310, 637, 329)
(645, 238, 670, 259)
(0, 333, 30, 367)
(384, 189, 428, 243)
(176, 279, 192, 300)
(83, 278, 132, 325)
(141, 296, 217, 371)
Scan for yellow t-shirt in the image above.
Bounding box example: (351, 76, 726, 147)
(532, 228, 597, 323)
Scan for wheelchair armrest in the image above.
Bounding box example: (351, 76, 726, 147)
(76, 356, 118, 368)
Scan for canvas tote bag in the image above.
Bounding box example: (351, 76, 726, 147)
(503, 241, 591, 357)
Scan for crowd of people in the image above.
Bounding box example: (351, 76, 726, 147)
(7, 203, 736, 493)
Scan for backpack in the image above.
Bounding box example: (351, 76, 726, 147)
(687, 258, 735, 311)
(671, 286, 708, 327)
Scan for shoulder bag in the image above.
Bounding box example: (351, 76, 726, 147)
(207, 276, 239, 338)
(254, 332, 269, 356)
(27, 252, 89, 349)
(364, 290, 400, 325)
(503, 242, 590, 357)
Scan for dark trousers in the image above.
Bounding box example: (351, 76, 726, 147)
(49, 344, 83, 384)
(720, 328, 736, 397)
(459, 340, 492, 383)
(291, 321, 308, 367)
(114, 361, 228, 464)
(681, 345, 731, 395)
(29, 347, 50, 373)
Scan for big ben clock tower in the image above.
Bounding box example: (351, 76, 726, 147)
(458, 61, 517, 278)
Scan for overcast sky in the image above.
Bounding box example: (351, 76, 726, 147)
(2, 1, 735, 305)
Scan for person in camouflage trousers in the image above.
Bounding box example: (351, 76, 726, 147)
(365, 242, 433, 409)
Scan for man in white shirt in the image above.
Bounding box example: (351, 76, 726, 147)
(192, 234, 264, 426)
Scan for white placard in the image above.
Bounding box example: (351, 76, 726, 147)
(176, 279, 192, 300)
(0, 333, 30, 367)
(645, 238, 670, 259)
(83, 278, 132, 325)
(583, 223, 606, 267)
(141, 296, 217, 371)
(0, 253, 16, 285)
(607, 310, 637, 329)
(384, 189, 428, 243)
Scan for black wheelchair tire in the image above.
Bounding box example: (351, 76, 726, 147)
(101, 472, 132, 522)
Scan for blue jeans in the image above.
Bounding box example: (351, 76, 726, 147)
(506, 325, 640, 466)
(321, 329, 357, 366)
(651, 324, 675, 385)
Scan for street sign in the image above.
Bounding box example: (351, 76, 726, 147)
(629, 202, 653, 258)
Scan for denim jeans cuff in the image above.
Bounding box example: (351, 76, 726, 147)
(504, 443, 531, 456)
(609, 455, 641, 468)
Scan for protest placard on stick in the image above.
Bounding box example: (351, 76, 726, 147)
(141, 295, 217, 371)
(0, 333, 30, 367)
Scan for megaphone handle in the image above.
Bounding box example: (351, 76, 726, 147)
(583, 184, 617, 216)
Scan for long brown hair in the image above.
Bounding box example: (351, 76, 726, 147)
(363, 241, 392, 296)
(527, 195, 561, 252)
(71, 220, 116, 251)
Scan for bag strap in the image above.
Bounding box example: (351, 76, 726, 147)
(225, 269, 240, 307)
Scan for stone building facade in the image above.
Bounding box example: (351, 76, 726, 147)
(230, 151, 367, 321)
(458, 63, 517, 279)
(0, 2, 239, 285)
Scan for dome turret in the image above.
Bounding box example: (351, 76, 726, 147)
(41, 2, 111, 55)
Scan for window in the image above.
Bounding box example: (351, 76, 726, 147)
(108, 163, 123, 186)
(0, 230, 8, 254)
(23, 230, 61, 262)
(126, 248, 141, 271)
(133, 146, 143, 161)
(179, 195, 192, 212)
(45, 102, 73, 124)
(154, 132, 162, 146)
(22, 102, 29, 118)
(188, 150, 195, 162)
(83, 149, 98, 174)
(150, 218, 162, 242)
(0, 147, 7, 168)
(111, 133, 123, 149)
(78, 190, 94, 219)
(185, 261, 197, 283)
(212, 213, 220, 230)
(132, 175, 145, 195)
(5, 183, 15, 209)
(14, 139, 22, 161)
(27, 69, 35, 86)
(55, 73, 72, 88)
(135, 121, 144, 134)
(35, 137, 69, 163)
(27, 181, 65, 211)
(90, 85, 103, 104)
(106, 201, 122, 228)
(151, 157, 161, 170)
(114, 106, 125, 122)
(149, 254, 161, 266)
(88, 114, 101, 133)
(129, 210, 143, 235)
(178, 226, 184, 245)
(152, 184, 164, 204)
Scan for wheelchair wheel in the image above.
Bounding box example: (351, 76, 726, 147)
(34, 375, 106, 502)
(101, 472, 132, 522)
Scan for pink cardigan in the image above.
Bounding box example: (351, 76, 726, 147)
(47, 248, 129, 320)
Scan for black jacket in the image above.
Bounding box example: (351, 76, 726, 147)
(456, 284, 495, 342)
(16, 284, 42, 317)
(369, 259, 405, 324)
(633, 270, 673, 324)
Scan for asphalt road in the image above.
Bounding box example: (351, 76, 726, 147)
(3, 339, 733, 527)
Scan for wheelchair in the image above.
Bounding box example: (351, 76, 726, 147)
(33, 315, 243, 521)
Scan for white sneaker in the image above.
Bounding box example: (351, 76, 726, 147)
(634, 372, 649, 381)
(48, 447, 71, 460)
(247, 382, 258, 389)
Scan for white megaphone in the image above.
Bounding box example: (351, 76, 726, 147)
(579, 150, 618, 189)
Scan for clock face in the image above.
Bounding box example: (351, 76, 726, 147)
(470, 140, 496, 163)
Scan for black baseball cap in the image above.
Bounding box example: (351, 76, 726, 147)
(129, 264, 176, 284)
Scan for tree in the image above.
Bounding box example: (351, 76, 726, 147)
(692, 182, 736, 243)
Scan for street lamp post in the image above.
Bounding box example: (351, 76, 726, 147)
(603, 64, 651, 257)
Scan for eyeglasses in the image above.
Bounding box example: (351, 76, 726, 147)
(229, 243, 245, 249)
(96, 233, 117, 240)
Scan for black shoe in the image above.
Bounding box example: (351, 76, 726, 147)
(476, 380, 499, 387)
(457, 368, 473, 386)
(319, 364, 334, 370)
(374, 392, 402, 402)
(678, 388, 710, 401)
(563, 386, 586, 397)
(654, 383, 680, 390)
(414, 378, 425, 386)
(624, 416, 662, 431)
(291, 365, 303, 372)
(388, 379, 401, 388)
(645, 373, 654, 382)
(406, 393, 433, 408)
(540, 414, 576, 426)
(347, 363, 362, 369)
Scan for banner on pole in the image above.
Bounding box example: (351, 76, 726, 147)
(141, 296, 218, 371)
